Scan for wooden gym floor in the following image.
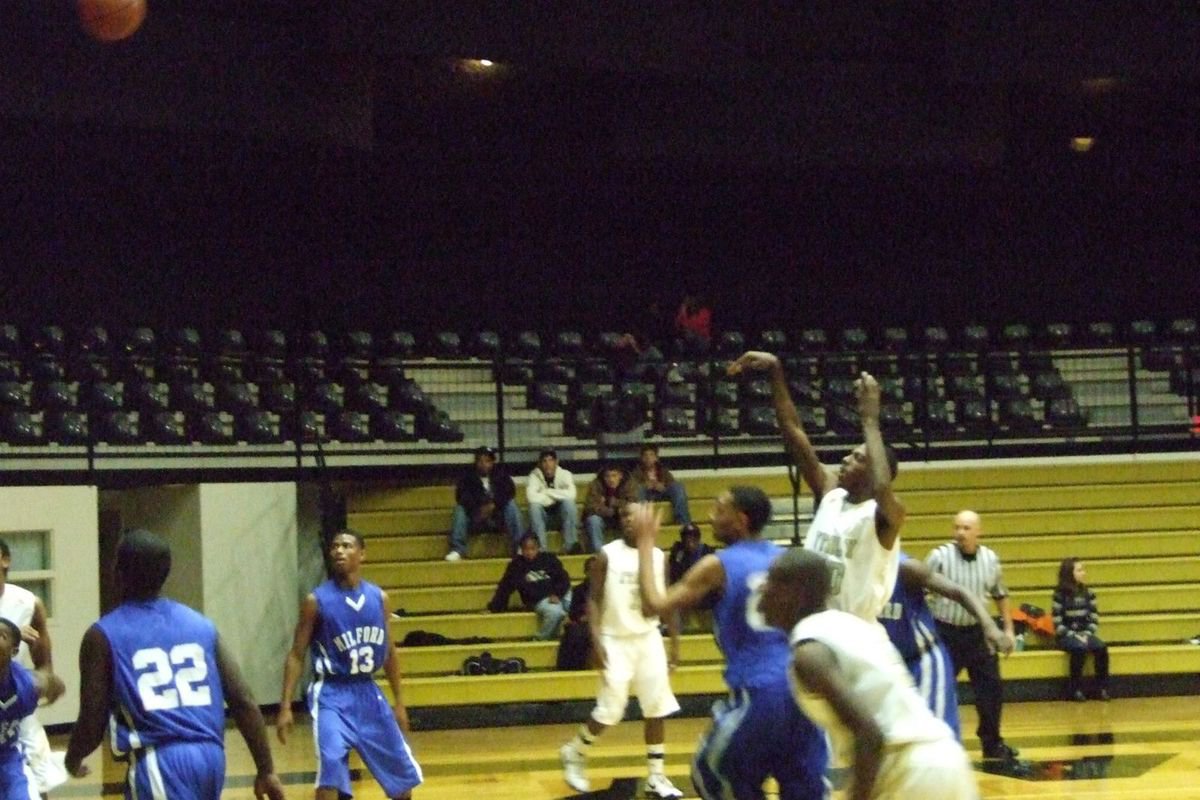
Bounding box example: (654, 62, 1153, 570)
(54, 694, 1200, 799)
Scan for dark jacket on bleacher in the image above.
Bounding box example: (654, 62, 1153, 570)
(487, 552, 571, 612)
(456, 466, 516, 517)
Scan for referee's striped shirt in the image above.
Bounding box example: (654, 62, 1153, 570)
(926, 542, 1007, 627)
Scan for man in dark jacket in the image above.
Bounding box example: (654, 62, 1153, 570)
(446, 446, 523, 561)
(629, 444, 691, 525)
(487, 534, 573, 640)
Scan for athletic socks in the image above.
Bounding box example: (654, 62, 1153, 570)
(569, 726, 598, 756)
(647, 743, 666, 776)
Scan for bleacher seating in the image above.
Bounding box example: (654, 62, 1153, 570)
(346, 457, 1200, 709)
(0, 321, 1192, 450)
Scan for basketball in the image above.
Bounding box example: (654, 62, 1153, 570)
(77, 0, 147, 43)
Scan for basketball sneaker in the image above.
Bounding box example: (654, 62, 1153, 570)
(559, 744, 589, 792)
(645, 773, 684, 799)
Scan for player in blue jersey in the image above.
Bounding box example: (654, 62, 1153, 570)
(632, 489, 829, 800)
(278, 530, 422, 800)
(0, 617, 64, 800)
(64, 529, 285, 800)
(878, 555, 1011, 739)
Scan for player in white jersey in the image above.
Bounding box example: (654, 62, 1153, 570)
(0, 538, 63, 799)
(760, 548, 976, 800)
(729, 351, 904, 621)
(560, 514, 683, 799)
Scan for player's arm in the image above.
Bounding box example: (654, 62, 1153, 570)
(792, 640, 883, 800)
(631, 504, 724, 616)
(661, 551, 682, 670)
(901, 559, 1011, 655)
(857, 372, 904, 550)
(65, 624, 113, 778)
(587, 552, 608, 669)
(728, 351, 836, 502)
(380, 590, 412, 735)
(22, 598, 52, 671)
(994, 592, 1016, 644)
(277, 593, 318, 744)
(216, 634, 285, 800)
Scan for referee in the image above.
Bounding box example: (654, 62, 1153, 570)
(926, 509, 1018, 761)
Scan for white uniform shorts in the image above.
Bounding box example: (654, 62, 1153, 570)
(20, 714, 68, 795)
(874, 737, 977, 799)
(591, 630, 680, 726)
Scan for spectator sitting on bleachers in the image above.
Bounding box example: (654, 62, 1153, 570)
(674, 293, 712, 355)
(556, 557, 596, 670)
(668, 523, 714, 586)
(630, 444, 691, 525)
(583, 464, 635, 554)
(1052, 558, 1110, 701)
(445, 446, 523, 562)
(526, 449, 581, 554)
(487, 533, 573, 641)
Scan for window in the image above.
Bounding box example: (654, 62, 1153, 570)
(3, 530, 52, 616)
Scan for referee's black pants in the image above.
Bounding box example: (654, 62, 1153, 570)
(937, 621, 1005, 752)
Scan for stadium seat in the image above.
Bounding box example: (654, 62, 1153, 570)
(122, 327, 157, 358)
(78, 326, 110, 358)
(1129, 320, 1157, 347)
(0, 411, 41, 445)
(921, 326, 950, 351)
(1169, 318, 1198, 343)
(716, 330, 746, 357)
(190, 412, 236, 444)
(535, 359, 575, 384)
(878, 376, 905, 404)
(0, 360, 19, 383)
(798, 405, 825, 434)
(656, 380, 693, 408)
(825, 404, 859, 436)
(789, 377, 817, 406)
(216, 382, 258, 413)
(390, 380, 430, 414)
(300, 331, 331, 358)
(1084, 321, 1116, 347)
(259, 382, 297, 415)
(822, 355, 858, 379)
(897, 352, 930, 378)
(878, 403, 907, 435)
(306, 383, 345, 414)
(528, 382, 568, 412)
(947, 375, 984, 401)
(999, 323, 1031, 351)
(1030, 371, 1071, 401)
(1047, 397, 1088, 428)
(125, 380, 169, 413)
(207, 357, 244, 384)
(882, 327, 909, 352)
(250, 357, 287, 384)
(708, 379, 739, 408)
(698, 405, 739, 436)
(86, 382, 124, 411)
(344, 331, 374, 360)
(742, 405, 778, 435)
(379, 331, 416, 359)
(513, 331, 542, 361)
(652, 405, 692, 437)
(564, 397, 599, 438)
(989, 373, 1024, 400)
(145, 411, 188, 444)
(255, 330, 288, 360)
(962, 324, 989, 352)
(370, 359, 407, 387)
(739, 379, 772, 406)
(940, 352, 976, 377)
(34, 380, 76, 411)
(1041, 322, 1074, 350)
(1141, 346, 1181, 372)
(984, 352, 1018, 375)
(347, 382, 389, 414)
(839, 327, 869, 352)
(236, 410, 283, 444)
(332, 356, 371, 389)
(96, 411, 142, 444)
(956, 398, 991, 432)
(862, 353, 896, 377)
(0, 326, 20, 358)
(27, 357, 64, 382)
(596, 332, 624, 353)
(799, 329, 829, 353)
(823, 377, 856, 403)
(215, 329, 247, 359)
(170, 382, 215, 413)
(45, 411, 88, 445)
(921, 402, 955, 433)
(431, 331, 462, 358)
(756, 330, 787, 352)
(554, 331, 585, 358)
(331, 411, 373, 443)
(289, 356, 327, 386)
(418, 409, 465, 442)
(30, 326, 66, 359)
(471, 330, 502, 360)
(285, 411, 325, 443)
(371, 410, 417, 442)
(577, 359, 615, 384)
(999, 398, 1040, 431)
(0, 382, 30, 410)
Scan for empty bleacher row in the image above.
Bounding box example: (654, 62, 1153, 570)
(342, 457, 1200, 708)
(0, 320, 1193, 447)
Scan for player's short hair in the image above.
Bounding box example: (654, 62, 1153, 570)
(333, 529, 365, 548)
(539, 449, 557, 460)
(772, 548, 832, 601)
(640, 443, 659, 455)
(0, 539, 9, 560)
(0, 617, 19, 648)
(729, 486, 772, 533)
(116, 529, 172, 600)
(519, 532, 541, 549)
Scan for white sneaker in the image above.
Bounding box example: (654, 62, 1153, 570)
(444, 551, 462, 562)
(645, 773, 683, 799)
(559, 744, 589, 792)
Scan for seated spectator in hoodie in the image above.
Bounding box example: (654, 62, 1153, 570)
(527, 450, 580, 553)
(630, 444, 691, 525)
(583, 464, 636, 554)
(446, 446, 523, 561)
(487, 533, 573, 640)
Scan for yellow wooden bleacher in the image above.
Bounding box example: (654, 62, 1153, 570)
(341, 457, 1200, 707)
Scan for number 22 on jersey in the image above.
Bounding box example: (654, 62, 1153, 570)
(134, 643, 212, 711)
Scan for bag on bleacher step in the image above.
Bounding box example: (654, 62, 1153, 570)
(461, 651, 528, 676)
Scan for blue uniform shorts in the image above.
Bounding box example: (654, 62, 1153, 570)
(907, 641, 961, 740)
(692, 684, 829, 800)
(310, 679, 422, 797)
(125, 741, 225, 800)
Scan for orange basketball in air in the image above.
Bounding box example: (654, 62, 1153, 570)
(78, 0, 147, 43)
